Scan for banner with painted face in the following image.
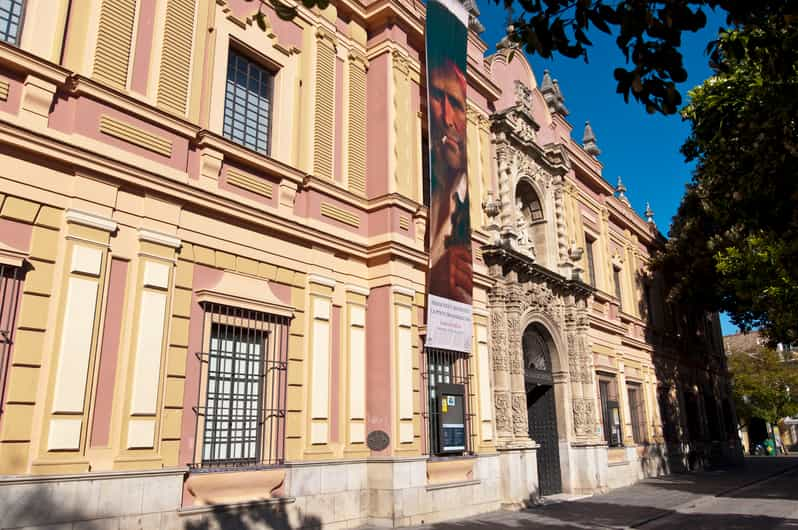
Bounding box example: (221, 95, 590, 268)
(424, 0, 472, 353)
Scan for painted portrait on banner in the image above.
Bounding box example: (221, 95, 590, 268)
(425, 0, 473, 353)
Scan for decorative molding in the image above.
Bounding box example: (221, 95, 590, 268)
(344, 284, 370, 296)
(227, 169, 273, 199)
(138, 229, 182, 249)
(65, 209, 118, 232)
(315, 26, 337, 48)
(473, 307, 489, 317)
(308, 273, 336, 288)
(391, 285, 415, 298)
(320, 202, 360, 228)
(99, 115, 173, 157)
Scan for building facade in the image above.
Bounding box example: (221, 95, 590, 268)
(0, 0, 739, 528)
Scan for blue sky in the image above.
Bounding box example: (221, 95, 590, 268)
(474, 3, 739, 335)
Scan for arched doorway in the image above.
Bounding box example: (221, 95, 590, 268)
(523, 323, 562, 495)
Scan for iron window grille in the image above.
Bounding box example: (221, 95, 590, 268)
(193, 303, 289, 470)
(0, 0, 25, 46)
(0, 262, 23, 416)
(223, 48, 275, 155)
(421, 347, 474, 457)
(598, 376, 623, 447)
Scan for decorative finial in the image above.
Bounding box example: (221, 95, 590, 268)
(645, 202, 655, 224)
(583, 121, 600, 157)
(552, 80, 569, 115)
(463, 0, 485, 34)
(541, 69, 554, 92)
(496, 5, 516, 49)
(615, 176, 630, 206)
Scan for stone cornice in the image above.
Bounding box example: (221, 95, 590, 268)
(482, 244, 594, 298)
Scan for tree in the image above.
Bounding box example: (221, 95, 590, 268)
(727, 348, 798, 425)
(657, 15, 798, 344)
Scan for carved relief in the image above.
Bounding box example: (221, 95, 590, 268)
(572, 398, 594, 436)
(495, 392, 512, 433)
(490, 309, 509, 371)
(512, 393, 527, 435)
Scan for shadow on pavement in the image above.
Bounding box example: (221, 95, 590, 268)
(637, 512, 798, 530)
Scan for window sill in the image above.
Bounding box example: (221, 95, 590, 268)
(179, 496, 295, 516)
(425, 479, 481, 492)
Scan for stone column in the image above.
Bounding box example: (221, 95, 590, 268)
(488, 278, 513, 443)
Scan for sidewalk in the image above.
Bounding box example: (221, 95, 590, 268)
(398, 456, 798, 530)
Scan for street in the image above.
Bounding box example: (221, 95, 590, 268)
(404, 456, 798, 530)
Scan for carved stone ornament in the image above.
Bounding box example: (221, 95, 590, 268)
(495, 392, 512, 433)
(572, 398, 594, 436)
(512, 393, 528, 435)
(514, 80, 533, 114)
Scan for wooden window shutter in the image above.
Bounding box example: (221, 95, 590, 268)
(93, 0, 137, 89)
(157, 0, 197, 116)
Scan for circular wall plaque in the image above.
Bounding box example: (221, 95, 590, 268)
(367, 430, 390, 451)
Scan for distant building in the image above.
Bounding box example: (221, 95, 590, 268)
(0, 1, 739, 528)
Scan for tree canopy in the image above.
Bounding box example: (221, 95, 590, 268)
(727, 348, 798, 425)
(657, 13, 798, 344)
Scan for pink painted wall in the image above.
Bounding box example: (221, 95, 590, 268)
(306, 191, 367, 237)
(178, 264, 223, 472)
(366, 53, 390, 198)
(218, 164, 279, 209)
(49, 96, 190, 171)
(130, 0, 156, 95)
(0, 265, 24, 433)
(0, 70, 24, 117)
(0, 218, 32, 251)
(226, 0, 302, 50)
(90, 258, 128, 447)
(366, 285, 392, 455)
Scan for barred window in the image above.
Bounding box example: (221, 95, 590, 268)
(598, 375, 622, 447)
(0, 0, 25, 46)
(422, 347, 474, 457)
(0, 262, 24, 416)
(194, 304, 288, 469)
(223, 48, 274, 155)
(627, 384, 646, 444)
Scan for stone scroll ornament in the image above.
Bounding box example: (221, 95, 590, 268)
(424, 0, 473, 354)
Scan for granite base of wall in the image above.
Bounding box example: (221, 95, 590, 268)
(561, 442, 607, 494)
(0, 468, 185, 530)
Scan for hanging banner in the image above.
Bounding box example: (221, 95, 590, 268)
(424, 0, 472, 353)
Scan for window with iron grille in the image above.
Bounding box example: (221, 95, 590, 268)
(193, 303, 288, 469)
(422, 347, 474, 456)
(0, 262, 24, 416)
(223, 48, 274, 155)
(0, 0, 25, 46)
(598, 375, 623, 447)
(627, 384, 645, 444)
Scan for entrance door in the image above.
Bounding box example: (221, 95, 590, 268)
(523, 325, 562, 496)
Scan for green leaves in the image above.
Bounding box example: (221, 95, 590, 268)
(658, 13, 798, 345)
(498, 1, 718, 115)
(728, 347, 798, 424)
